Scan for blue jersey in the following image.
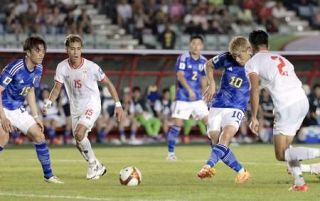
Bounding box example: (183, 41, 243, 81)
(175, 52, 207, 102)
(0, 59, 42, 110)
(211, 52, 249, 112)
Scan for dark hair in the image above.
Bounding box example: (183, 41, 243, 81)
(313, 84, 320, 90)
(162, 88, 169, 94)
(132, 86, 141, 92)
(190, 35, 204, 43)
(23, 36, 46, 52)
(249, 30, 269, 49)
(64, 34, 83, 47)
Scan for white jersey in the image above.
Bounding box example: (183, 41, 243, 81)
(54, 58, 105, 116)
(245, 51, 306, 110)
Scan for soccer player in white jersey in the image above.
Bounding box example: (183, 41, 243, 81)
(0, 36, 63, 183)
(241, 30, 320, 192)
(42, 34, 124, 180)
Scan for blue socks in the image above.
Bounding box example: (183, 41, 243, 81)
(167, 126, 181, 153)
(35, 142, 53, 179)
(207, 144, 243, 172)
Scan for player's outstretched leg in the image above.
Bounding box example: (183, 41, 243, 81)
(285, 146, 320, 191)
(197, 165, 216, 179)
(166, 125, 181, 161)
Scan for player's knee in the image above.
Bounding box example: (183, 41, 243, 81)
(275, 151, 285, 161)
(31, 132, 45, 143)
(74, 131, 85, 142)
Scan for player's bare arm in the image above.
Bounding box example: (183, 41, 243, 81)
(100, 76, 124, 122)
(26, 87, 44, 132)
(0, 86, 13, 133)
(176, 71, 195, 101)
(42, 81, 62, 114)
(248, 72, 260, 135)
(203, 59, 216, 103)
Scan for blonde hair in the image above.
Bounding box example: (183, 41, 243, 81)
(228, 36, 250, 53)
(64, 34, 83, 47)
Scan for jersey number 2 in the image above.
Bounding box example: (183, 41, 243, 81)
(192, 71, 198, 80)
(271, 56, 288, 76)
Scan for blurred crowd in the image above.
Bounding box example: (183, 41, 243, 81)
(1, 0, 94, 35)
(9, 83, 320, 146)
(1, 0, 320, 47)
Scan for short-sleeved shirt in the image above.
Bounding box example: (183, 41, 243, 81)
(0, 59, 42, 110)
(245, 51, 306, 110)
(175, 52, 207, 102)
(54, 57, 105, 116)
(211, 52, 250, 112)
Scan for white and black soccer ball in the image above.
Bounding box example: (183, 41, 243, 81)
(119, 166, 142, 186)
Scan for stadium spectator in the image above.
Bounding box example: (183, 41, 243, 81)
(38, 88, 62, 144)
(58, 87, 72, 144)
(77, 8, 93, 35)
(258, 89, 274, 143)
(154, 88, 173, 135)
(130, 86, 161, 140)
(158, 23, 176, 49)
(95, 87, 117, 143)
(116, 0, 132, 33)
(118, 87, 139, 144)
(308, 84, 320, 124)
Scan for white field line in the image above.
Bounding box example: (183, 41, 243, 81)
(21, 159, 287, 167)
(0, 192, 175, 201)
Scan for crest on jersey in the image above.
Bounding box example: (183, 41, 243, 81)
(33, 76, 40, 85)
(198, 64, 204, 71)
(179, 63, 185, 70)
(227, 67, 233, 71)
(3, 77, 12, 85)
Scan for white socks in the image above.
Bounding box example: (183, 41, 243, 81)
(78, 137, 96, 164)
(285, 147, 320, 161)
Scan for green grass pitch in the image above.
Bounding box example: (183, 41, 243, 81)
(0, 144, 319, 201)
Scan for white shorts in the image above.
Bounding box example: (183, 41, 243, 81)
(273, 97, 309, 136)
(71, 105, 101, 135)
(3, 107, 36, 134)
(207, 108, 244, 132)
(171, 100, 209, 120)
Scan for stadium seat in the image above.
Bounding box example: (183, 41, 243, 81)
(205, 35, 218, 51)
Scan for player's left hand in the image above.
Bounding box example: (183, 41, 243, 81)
(114, 106, 124, 122)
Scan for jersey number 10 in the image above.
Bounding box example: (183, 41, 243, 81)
(229, 76, 243, 88)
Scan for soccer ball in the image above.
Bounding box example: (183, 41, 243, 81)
(119, 166, 142, 186)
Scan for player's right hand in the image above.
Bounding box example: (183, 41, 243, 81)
(188, 89, 196, 101)
(41, 99, 52, 114)
(203, 83, 215, 103)
(249, 118, 259, 135)
(0, 116, 14, 133)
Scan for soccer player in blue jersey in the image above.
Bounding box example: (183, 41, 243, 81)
(197, 36, 251, 183)
(166, 35, 209, 160)
(0, 36, 63, 183)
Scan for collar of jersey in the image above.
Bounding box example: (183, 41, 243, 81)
(68, 57, 84, 69)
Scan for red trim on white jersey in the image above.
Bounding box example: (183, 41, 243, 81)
(54, 80, 63, 85)
(68, 57, 84, 69)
